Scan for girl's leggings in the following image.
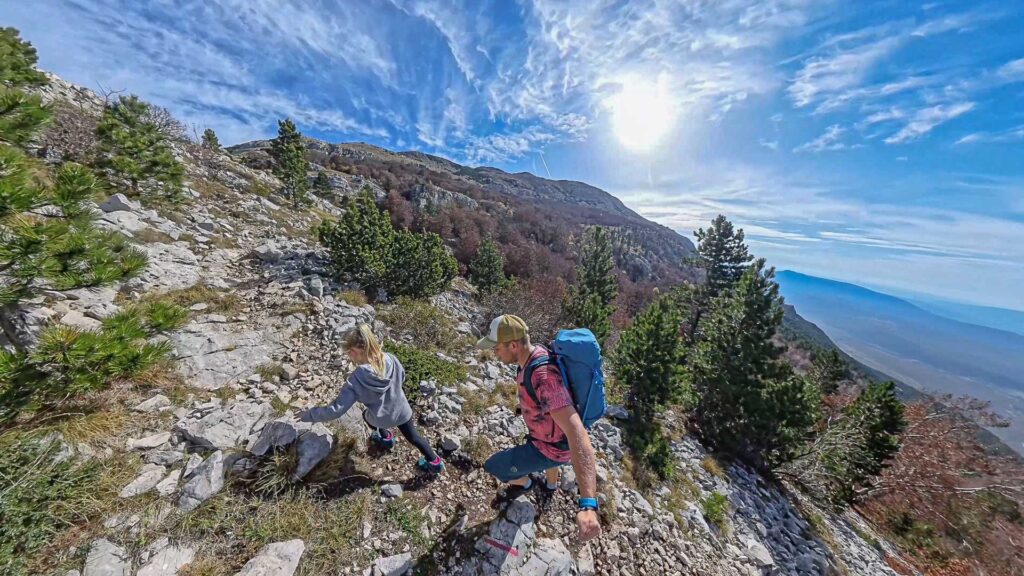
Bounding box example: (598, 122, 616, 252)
(364, 411, 439, 462)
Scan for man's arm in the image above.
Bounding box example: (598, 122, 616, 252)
(550, 405, 601, 541)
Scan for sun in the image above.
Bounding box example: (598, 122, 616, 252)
(605, 75, 677, 152)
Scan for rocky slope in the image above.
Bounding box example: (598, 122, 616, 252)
(7, 74, 909, 576)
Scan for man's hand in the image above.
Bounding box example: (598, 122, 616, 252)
(577, 509, 601, 542)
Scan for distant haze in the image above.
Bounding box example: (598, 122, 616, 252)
(777, 270, 1024, 455)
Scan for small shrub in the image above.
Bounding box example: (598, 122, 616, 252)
(0, 303, 186, 423)
(379, 297, 456, 351)
(700, 492, 730, 529)
(0, 432, 101, 576)
(338, 290, 368, 307)
(96, 95, 184, 199)
(387, 342, 468, 403)
(700, 456, 726, 479)
(462, 435, 493, 464)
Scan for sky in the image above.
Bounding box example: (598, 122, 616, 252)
(4, 0, 1023, 310)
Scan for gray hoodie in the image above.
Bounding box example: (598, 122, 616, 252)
(300, 352, 413, 429)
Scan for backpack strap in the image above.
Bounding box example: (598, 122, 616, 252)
(521, 354, 554, 407)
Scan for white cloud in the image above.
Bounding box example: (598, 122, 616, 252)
(884, 101, 975, 144)
(955, 124, 1024, 145)
(788, 36, 901, 108)
(997, 58, 1024, 82)
(759, 138, 780, 150)
(794, 124, 852, 152)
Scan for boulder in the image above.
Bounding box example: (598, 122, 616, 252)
(253, 243, 282, 263)
(250, 418, 306, 456)
(294, 423, 333, 479)
(514, 538, 573, 576)
(381, 484, 403, 498)
(155, 469, 181, 497)
(83, 539, 130, 576)
(178, 450, 224, 512)
(234, 539, 305, 576)
(175, 401, 272, 450)
(440, 433, 461, 452)
(99, 193, 140, 213)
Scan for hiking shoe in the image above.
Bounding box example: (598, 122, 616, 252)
(370, 430, 396, 449)
(417, 457, 446, 474)
(496, 478, 536, 501)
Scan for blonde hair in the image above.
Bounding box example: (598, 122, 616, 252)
(342, 323, 387, 376)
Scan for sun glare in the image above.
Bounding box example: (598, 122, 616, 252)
(606, 75, 677, 152)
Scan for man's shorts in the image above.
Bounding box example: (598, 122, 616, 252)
(484, 441, 568, 483)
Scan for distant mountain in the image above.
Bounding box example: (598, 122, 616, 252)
(228, 138, 696, 283)
(776, 270, 1024, 455)
(906, 297, 1024, 338)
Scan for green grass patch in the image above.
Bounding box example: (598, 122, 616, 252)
(700, 492, 730, 531)
(135, 283, 242, 315)
(387, 342, 467, 403)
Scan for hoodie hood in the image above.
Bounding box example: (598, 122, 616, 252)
(353, 355, 394, 393)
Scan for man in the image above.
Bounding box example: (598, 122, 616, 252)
(477, 314, 602, 542)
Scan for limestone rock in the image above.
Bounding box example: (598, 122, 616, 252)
(155, 469, 182, 497)
(136, 544, 195, 576)
(119, 464, 167, 498)
(99, 193, 140, 213)
(294, 423, 333, 479)
(128, 431, 171, 450)
(134, 394, 172, 413)
(381, 484, 403, 498)
(178, 450, 224, 511)
(83, 539, 130, 576)
(363, 552, 412, 576)
(234, 539, 305, 576)
(175, 401, 272, 450)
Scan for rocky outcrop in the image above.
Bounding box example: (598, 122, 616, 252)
(408, 183, 478, 212)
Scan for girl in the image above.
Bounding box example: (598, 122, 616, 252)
(298, 323, 445, 473)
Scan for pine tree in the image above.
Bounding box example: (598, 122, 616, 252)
(781, 381, 904, 506)
(270, 118, 308, 206)
(0, 28, 51, 146)
(313, 171, 331, 197)
(0, 149, 148, 308)
(469, 236, 509, 294)
(692, 215, 753, 299)
(201, 128, 220, 151)
(679, 215, 754, 344)
(318, 189, 394, 296)
(808, 349, 848, 394)
(563, 226, 617, 344)
(612, 294, 688, 477)
(96, 95, 184, 198)
(689, 259, 818, 468)
(385, 230, 458, 298)
(0, 28, 48, 87)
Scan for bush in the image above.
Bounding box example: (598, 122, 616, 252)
(96, 95, 184, 199)
(318, 190, 456, 300)
(469, 236, 510, 294)
(379, 297, 456, 351)
(700, 492, 730, 529)
(0, 432, 101, 576)
(478, 275, 565, 343)
(0, 152, 148, 308)
(0, 302, 187, 423)
(387, 342, 467, 403)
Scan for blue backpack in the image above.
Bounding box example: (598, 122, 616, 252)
(521, 328, 607, 434)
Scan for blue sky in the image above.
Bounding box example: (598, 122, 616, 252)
(4, 0, 1023, 310)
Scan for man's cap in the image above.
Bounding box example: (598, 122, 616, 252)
(476, 315, 529, 349)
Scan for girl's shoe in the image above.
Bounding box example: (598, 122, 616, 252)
(417, 456, 445, 474)
(370, 430, 396, 449)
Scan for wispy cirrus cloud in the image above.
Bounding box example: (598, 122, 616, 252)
(956, 124, 1024, 145)
(794, 124, 856, 152)
(884, 101, 976, 144)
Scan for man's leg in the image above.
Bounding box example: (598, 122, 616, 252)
(484, 442, 565, 491)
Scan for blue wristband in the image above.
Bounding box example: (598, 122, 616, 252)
(578, 497, 599, 511)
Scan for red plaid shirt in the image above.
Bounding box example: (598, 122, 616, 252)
(516, 345, 573, 463)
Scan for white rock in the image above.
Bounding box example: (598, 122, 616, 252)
(134, 395, 171, 413)
(178, 450, 224, 512)
(83, 539, 130, 576)
(440, 433, 461, 452)
(136, 544, 195, 576)
(381, 484, 403, 498)
(744, 540, 774, 567)
(363, 552, 411, 576)
(234, 539, 305, 576)
(99, 193, 140, 213)
(60, 309, 102, 330)
(119, 464, 167, 498)
(182, 453, 203, 478)
(128, 431, 171, 450)
(155, 469, 182, 497)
